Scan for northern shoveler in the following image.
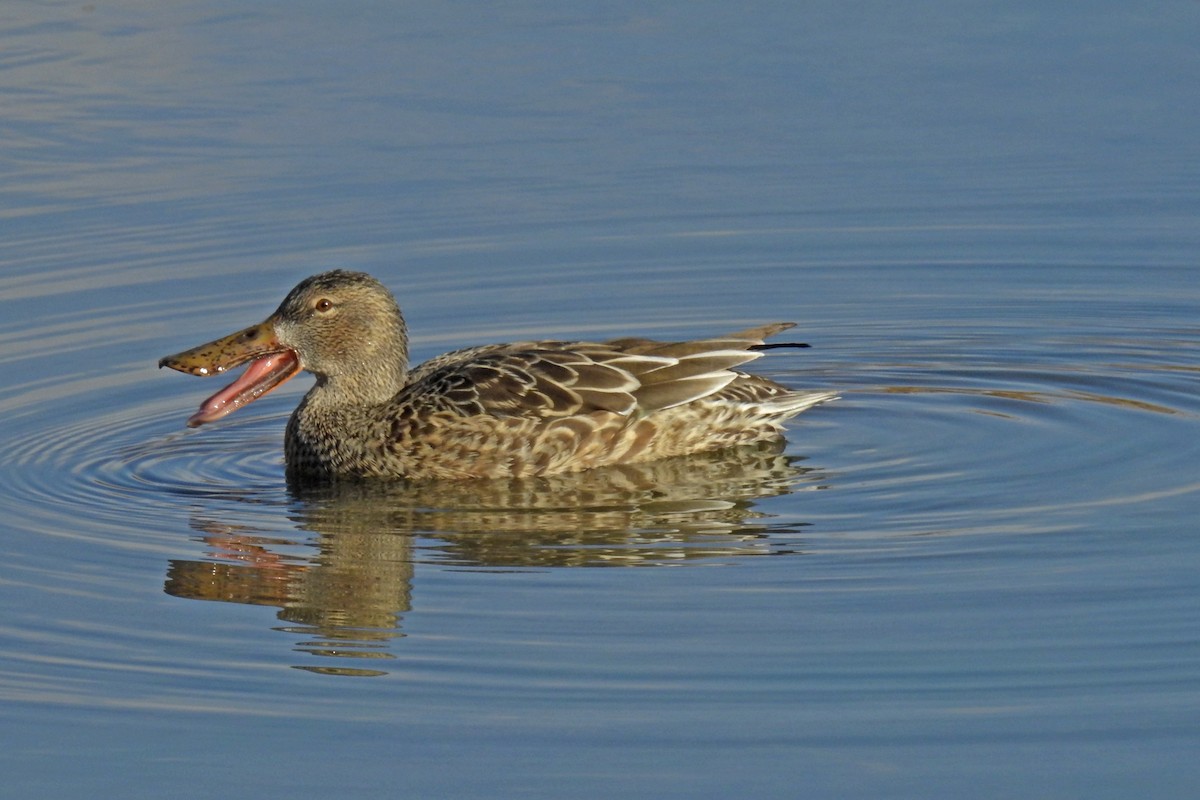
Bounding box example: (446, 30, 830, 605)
(159, 270, 836, 481)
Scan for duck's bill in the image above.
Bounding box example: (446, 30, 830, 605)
(159, 321, 301, 427)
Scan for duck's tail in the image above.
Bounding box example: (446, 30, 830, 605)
(760, 390, 839, 420)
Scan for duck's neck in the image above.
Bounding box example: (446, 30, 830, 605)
(286, 367, 408, 480)
(312, 360, 407, 410)
(310, 312, 410, 409)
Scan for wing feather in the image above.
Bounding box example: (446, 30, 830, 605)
(398, 323, 801, 420)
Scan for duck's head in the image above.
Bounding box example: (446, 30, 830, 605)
(160, 270, 408, 427)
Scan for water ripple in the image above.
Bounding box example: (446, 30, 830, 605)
(3, 387, 292, 546)
(2, 275, 1199, 682)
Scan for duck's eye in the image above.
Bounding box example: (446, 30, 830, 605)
(314, 298, 334, 314)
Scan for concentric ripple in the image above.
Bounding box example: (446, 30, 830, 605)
(760, 319, 1200, 546)
(3, 274, 1199, 680)
(5, 308, 1198, 558)
(4, 392, 293, 546)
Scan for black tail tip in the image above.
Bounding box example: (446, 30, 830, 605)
(751, 342, 811, 351)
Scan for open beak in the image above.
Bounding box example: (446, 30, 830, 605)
(159, 318, 301, 427)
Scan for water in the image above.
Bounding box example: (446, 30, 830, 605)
(2, 2, 1199, 798)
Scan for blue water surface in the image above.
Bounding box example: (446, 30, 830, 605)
(1, 2, 1199, 798)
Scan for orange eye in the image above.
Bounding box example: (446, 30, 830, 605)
(314, 298, 333, 313)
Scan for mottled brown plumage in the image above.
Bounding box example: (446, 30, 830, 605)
(159, 270, 836, 482)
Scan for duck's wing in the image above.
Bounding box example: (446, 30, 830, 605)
(398, 324, 796, 420)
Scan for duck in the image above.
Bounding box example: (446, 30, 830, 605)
(159, 270, 836, 482)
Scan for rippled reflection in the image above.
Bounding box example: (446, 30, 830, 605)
(163, 442, 824, 675)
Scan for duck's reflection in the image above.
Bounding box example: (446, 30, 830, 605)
(165, 442, 825, 676)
